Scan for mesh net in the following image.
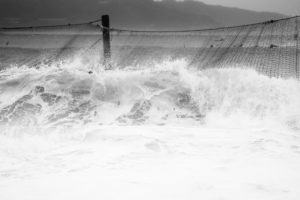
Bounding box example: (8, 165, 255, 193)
(0, 22, 102, 70)
(0, 16, 299, 79)
(110, 16, 300, 79)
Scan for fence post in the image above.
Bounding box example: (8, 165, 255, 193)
(296, 17, 299, 80)
(102, 15, 111, 70)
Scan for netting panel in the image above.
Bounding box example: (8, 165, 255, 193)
(1, 16, 300, 79)
(0, 24, 102, 69)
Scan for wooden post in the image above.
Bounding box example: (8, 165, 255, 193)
(296, 17, 299, 80)
(102, 15, 111, 70)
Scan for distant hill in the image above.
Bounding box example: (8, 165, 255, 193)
(0, 0, 286, 30)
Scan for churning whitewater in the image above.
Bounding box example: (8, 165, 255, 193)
(0, 59, 299, 131)
(1, 59, 300, 200)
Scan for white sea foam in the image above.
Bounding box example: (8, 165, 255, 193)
(0, 59, 299, 133)
(0, 60, 300, 200)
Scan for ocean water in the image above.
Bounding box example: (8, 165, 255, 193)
(0, 59, 300, 200)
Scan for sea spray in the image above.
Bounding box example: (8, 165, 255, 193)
(0, 59, 299, 134)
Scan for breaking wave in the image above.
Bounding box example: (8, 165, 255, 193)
(0, 59, 299, 135)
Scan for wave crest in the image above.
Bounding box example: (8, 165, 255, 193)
(0, 60, 299, 134)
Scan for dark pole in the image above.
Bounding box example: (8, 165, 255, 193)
(296, 17, 299, 80)
(102, 15, 111, 70)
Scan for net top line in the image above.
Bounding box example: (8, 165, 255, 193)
(0, 15, 299, 33)
(106, 15, 300, 33)
(0, 18, 102, 31)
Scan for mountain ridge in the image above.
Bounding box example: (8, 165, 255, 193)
(0, 0, 287, 30)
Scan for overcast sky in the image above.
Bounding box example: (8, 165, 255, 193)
(198, 0, 300, 15)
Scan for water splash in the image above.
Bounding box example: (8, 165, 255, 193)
(0, 59, 299, 136)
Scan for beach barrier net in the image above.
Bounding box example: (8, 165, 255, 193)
(0, 16, 299, 79)
(0, 22, 103, 70)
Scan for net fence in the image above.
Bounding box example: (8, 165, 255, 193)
(0, 16, 299, 79)
(0, 21, 102, 70)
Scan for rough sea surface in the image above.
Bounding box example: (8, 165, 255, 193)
(0, 59, 300, 200)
